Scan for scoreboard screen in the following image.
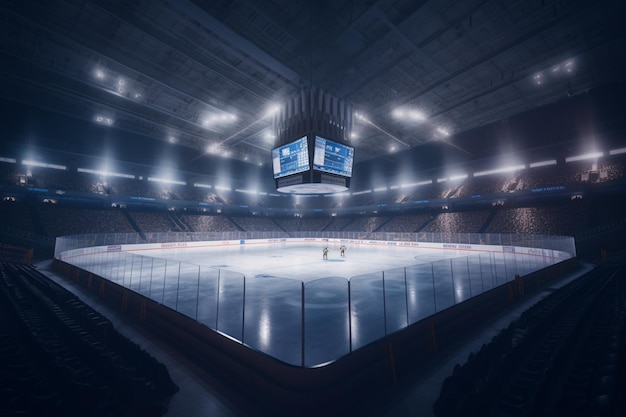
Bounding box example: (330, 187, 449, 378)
(271, 136, 310, 179)
(313, 136, 354, 178)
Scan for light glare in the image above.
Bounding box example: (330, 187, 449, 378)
(147, 177, 186, 185)
(400, 180, 432, 188)
(529, 160, 557, 168)
(77, 167, 134, 179)
(22, 160, 67, 170)
(265, 104, 280, 118)
(474, 165, 526, 176)
(565, 152, 603, 163)
(95, 115, 114, 125)
(609, 148, 626, 155)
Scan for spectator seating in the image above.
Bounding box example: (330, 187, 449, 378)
(229, 216, 284, 232)
(455, 175, 511, 197)
(0, 201, 38, 234)
(341, 216, 390, 233)
(321, 217, 352, 231)
(0, 261, 178, 416)
(0, 198, 607, 240)
(376, 213, 433, 234)
(126, 211, 178, 233)
(421, 210, 492, 234)
(486, 203, 589, 235)
(0, 244, 33, 263)
(37, 206, 135, 237)
(0, 163, 21, 186)
(273, 217, 334, 233)
(179, 214, 239, 232)
(3, 153, 626, 208)
(433, 263, 625, 417)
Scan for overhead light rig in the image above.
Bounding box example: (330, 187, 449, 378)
(271, 87, 355, 194)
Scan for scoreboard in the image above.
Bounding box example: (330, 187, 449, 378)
(313, 136, 354, 178)
(271, 136, 310, 179)
(271, 135, 354, 194)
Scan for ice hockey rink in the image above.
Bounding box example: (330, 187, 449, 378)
(127, 241, 477, 281)
(63, 240, 559, 367)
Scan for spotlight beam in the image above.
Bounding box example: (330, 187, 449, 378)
(188, 115, 270, 163)
(360, 117, 411, 148)
(218, 116, 269, 146)
(439, 137, 473, 155)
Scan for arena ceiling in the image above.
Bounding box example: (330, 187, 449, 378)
(1, 0, 625, 176)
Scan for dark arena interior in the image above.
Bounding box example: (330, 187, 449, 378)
(1, 1, 626, 416)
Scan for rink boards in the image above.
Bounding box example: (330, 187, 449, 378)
(56, 237, 572, 366)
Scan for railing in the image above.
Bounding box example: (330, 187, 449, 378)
(55, 232, 576, 366)
(54, 231, 576, 258)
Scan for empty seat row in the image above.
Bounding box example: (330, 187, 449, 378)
(433, 263, 625, 417)
(0, 261, 178, 416)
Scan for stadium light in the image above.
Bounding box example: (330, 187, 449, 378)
(408, 110, 426, 121)
(265, 104, 280, 118)
(400, 180, 432, 188)
(235, 188, 258, 194)
(94, 68, 105, 80)
(22, 160, 67, 170)
(529, 160, 557, 168)
(77, 167, 134, 179)
(392, 108, 405, 119)
(202, 112, 236, 128)
(354, 111, 369, 123)
(609, 147, 626, 155)
(392, 107, 426, 122)
(474, 165, 526, 177)
(147, 177, 186, 186)
(565, 152, 603, 163)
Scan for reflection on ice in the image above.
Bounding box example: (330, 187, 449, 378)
(59, 240, 570, 366)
